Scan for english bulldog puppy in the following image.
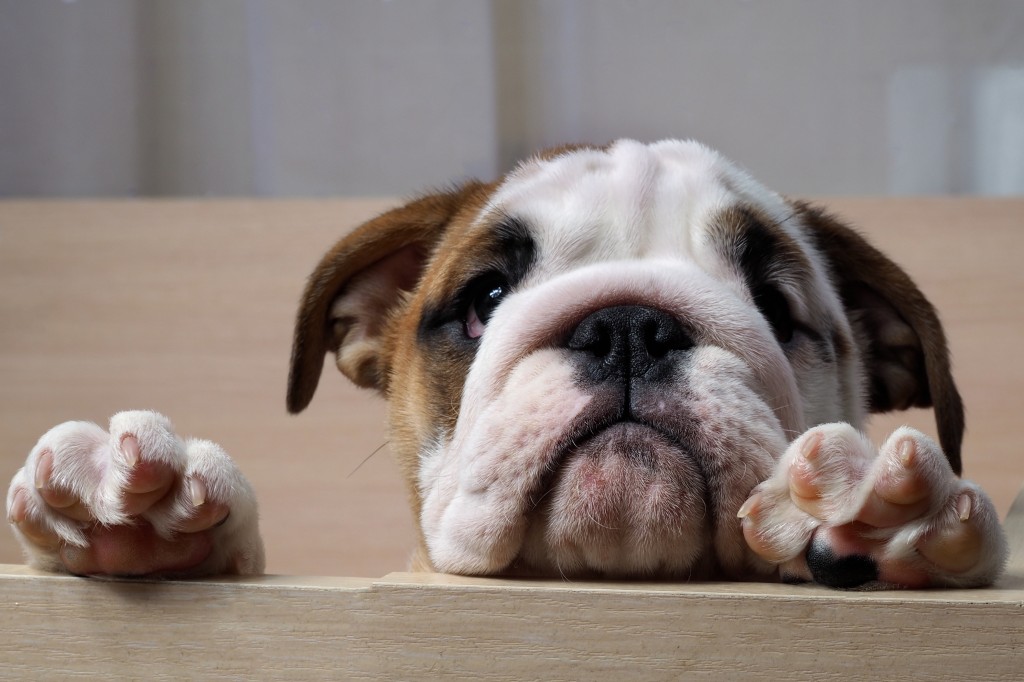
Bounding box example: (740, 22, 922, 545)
(7, 140, 1007, 588)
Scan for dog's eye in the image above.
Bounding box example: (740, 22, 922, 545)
(753, 284, 795, 344)
(464, 276, 509, 339)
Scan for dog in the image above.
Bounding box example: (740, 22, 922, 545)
(6, 140, 1007, 587)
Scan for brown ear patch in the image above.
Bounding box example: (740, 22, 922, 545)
(796, 202, 965, 474)
(287, 182, 490, 413)
(327, 243, 426, 389)
(842, 284, 930, 412)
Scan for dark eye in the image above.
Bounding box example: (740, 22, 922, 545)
(464, 276, 509, 339)
(753, 284, 795, 344)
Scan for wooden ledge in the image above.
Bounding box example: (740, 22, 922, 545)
(1, 570, 1022, 680)
(3, 487, 1024, 679)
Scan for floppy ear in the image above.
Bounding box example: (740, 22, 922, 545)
(287, 183, 487, 413)
(796, 202, 965, 474)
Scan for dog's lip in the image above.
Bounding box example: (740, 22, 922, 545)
(528, 412, 704, 511)
(557, 416, 676, 455)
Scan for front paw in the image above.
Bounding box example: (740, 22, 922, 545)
(739, 424, 1007, 588)
(6, 410, 264, 577)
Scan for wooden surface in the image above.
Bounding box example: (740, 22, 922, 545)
(0, 572, 1022, 681)
(1, 198, 1023, 577)
(1, 487, 1023, 680)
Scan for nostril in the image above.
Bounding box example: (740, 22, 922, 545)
(644, 315, 691, 358)
(567, 318, 613, 357)
(643, 320, 668, 358)
(591, 326, 613, 358)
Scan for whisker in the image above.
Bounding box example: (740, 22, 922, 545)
(346, 440, 389, 479)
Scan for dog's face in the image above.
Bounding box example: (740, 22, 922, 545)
(288, 140, 962, 579)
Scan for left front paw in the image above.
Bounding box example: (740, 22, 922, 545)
(739, 424, 1007, 588)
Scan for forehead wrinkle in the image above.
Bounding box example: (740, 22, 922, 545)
(490, 141, 748, 277)
(604, 141, 660, 253)
(650, 170, 738, 261)
(480, 140, 840, 312)
(495, 190, 614, 283)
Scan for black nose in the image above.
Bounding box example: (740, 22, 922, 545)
(565, 305, 692, 384)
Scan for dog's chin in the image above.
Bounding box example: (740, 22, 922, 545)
(513, 421, 716, 579)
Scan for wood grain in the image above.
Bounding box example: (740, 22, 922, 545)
(1, 199, 1023, 579)
(2, 504, 1023, 682)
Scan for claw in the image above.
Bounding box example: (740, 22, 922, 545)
(737, 493, 760, 519)
(898, 438, 916, 468)
(789, 447, 821, 502)
(957, 493, 972, 522)
(800, 431, 823, 462)
(189, 478, 207, 507)
(121, 435, 141, 467)
(8, 489, 27, 524)
(34, 450, 52, 490)
(873, 438, 928, 508)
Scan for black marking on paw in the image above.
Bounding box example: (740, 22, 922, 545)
(806, 540, 879, 589)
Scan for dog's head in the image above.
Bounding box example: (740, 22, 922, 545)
(287, 140, 963, 579)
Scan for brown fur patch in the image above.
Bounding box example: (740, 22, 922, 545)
(710, 205, 815, 295)
(287, 182, 493, 411)
(795, 201, 965, 474)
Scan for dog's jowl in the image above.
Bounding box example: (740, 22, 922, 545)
(8, 140, 1007, 587)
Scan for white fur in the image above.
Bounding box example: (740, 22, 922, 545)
(6, 411, 264, 575)
(420, 141, 843, 576)
(420, 262, 803, 575)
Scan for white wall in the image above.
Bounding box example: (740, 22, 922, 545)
(2, 0, 1023, 197)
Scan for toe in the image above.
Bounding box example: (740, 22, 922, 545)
(176, 501, 231, 534)
(916, 493, 985, 575)
(8, 487, 28, 524)
(739, 493, 786, 561)
(856, 491, 930, 529)
(785, 426, 871, 522)
(35, 453, 93, 521)
(862, 437, 932, 526)
(34, 451, 76, 509)
(9, 489, 63, 551)
(121, 459, 176, 516)
(787, 432, 824, 499)
(873, 438, 931, 506)
(739, 489, 818, 564)
(171, 478, 229, 533)
(855, 432, 955, 529)
(15, 517, 63, 550)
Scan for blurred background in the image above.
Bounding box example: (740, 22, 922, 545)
(2, 0, 1023, 198)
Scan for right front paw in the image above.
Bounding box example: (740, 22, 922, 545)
(6, 411, 264, 577)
